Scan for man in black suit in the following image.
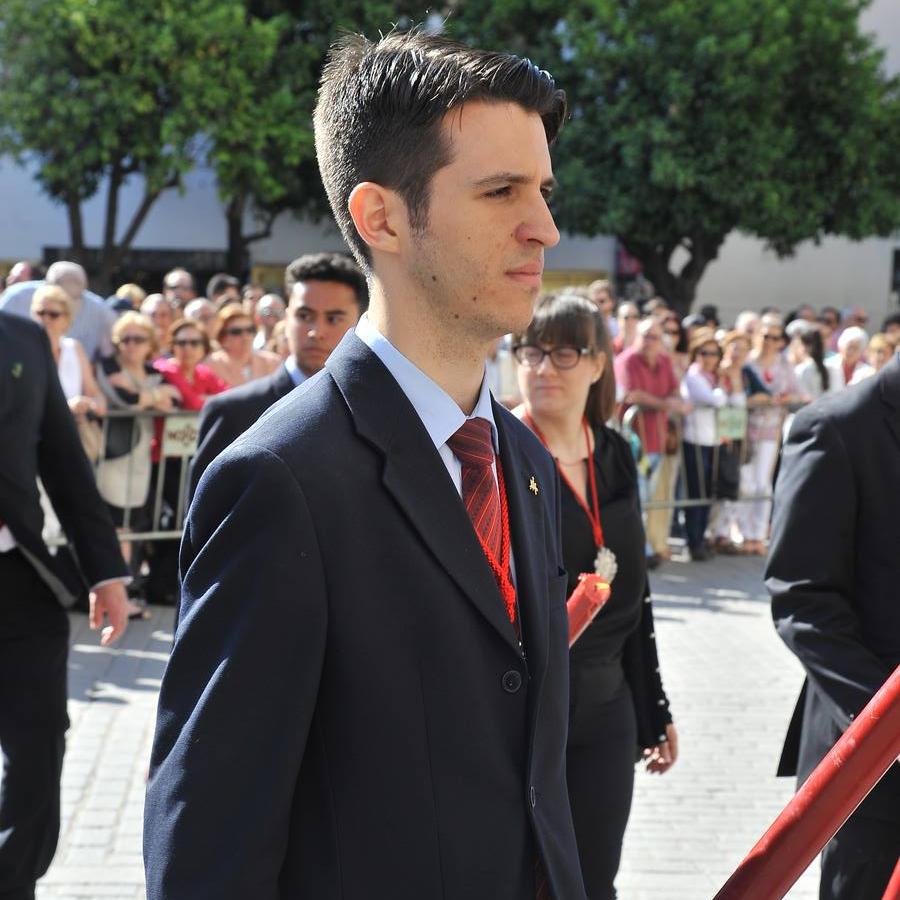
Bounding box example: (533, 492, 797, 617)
(188, 252, 367, 501)
(766, 355, 900, 899)
(144, 31, 586, 900)
(0, 311, 130, 900)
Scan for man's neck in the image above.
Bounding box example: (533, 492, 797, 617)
(367, 293, 489, 415)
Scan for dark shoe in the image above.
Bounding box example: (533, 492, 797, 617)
(689, 545, 710, 562)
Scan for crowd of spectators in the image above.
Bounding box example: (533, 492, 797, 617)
(2, 259, 898, 594)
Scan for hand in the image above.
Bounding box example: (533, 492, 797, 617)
(107, 371, 132, 390)
(643, 722, 679, 775)
(89, 581, 129, 647)
(68, 395, 92, 416)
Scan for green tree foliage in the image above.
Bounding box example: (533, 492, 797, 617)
(0, 0, 265, 291)
(450, 0, 900, 314)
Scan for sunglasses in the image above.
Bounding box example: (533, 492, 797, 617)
(621, 313, 640, 320)
(513, 345, 591, 370)
(763, 334, 784, 342)
(35, 309, 65, 320)
(698, 349, 721, 357)
(223, 326, 255, 337)
(119, 334, 149, 345)
(173, 338, 204, 348)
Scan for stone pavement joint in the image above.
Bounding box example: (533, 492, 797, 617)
(34, 556, 820, 898)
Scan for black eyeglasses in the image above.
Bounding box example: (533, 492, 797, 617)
(119, 334, 149, 345)
(513, 345, 591, 370)
(173, 338, 204, 348)
(223, 326, 255, 337)
(35, 309, 64, 320)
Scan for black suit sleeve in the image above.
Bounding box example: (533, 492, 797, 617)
(188, 397, 241, 503)
(765, 408, 891, 730)
(144, 445, 327, 900)
(34, 327, 127, 586)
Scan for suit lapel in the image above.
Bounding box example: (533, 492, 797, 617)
(495, 406, 550, 693)
(270, 365, 296, 404)
(327, 333, 521, 654)
(879, 356, 900, 453)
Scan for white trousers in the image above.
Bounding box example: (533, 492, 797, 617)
(737, 439, 779, 541)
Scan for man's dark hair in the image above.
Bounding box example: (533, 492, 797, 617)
(880, 311, 900, 331)
(206, 273, 240, 301)
(314, 30, 567, 270)
(284, 252, 368, 311)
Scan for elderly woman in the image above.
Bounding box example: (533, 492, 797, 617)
(679, 328, 746, 561)
(94, 313, 181, 601)
(514, 293, 677, 899)
(826, 326, 873, 389)
(153, 320, 227, 410)
(205, 306, 281, 388)
(30, 284, 106, 456)
(140, 294, 176, 354)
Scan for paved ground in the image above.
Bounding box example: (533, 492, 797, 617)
(33, 553, 820, 899)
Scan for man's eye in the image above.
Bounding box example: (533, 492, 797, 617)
(326, 314, 345, 325)
(485, 186, 512, 198)
(541, 187, 554, 201)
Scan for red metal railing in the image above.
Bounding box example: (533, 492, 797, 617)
(714, 665, 900, 900)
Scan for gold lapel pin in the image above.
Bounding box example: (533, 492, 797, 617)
(529, 475, 539, 496)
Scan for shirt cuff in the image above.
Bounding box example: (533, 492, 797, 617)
(89, 576, 133, 592)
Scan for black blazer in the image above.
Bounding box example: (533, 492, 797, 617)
(766, 355, 900, 821)
(188, 363, 296, 501)
(144, 332, 587, 900)
(0, 312, 127, 604)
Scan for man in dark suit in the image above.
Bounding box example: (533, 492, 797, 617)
(188, 252, 367, 501)
(0, 311, 130, 900)
(766, 354, 900, 899)
(144, 31, 586, 900)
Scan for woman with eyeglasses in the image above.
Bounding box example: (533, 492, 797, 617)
(661, 314, 690, 380)
(30, 284, 107, 426)
(739, 314, 802, 555)
(513, 293, 676, 899)
(679, 328, 746, 561)
(95, 313, 182, 614)
(205, 307, 281, 388)
(153, 320, 227, 411)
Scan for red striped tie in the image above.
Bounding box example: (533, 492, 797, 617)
(447, 418, 502, 564)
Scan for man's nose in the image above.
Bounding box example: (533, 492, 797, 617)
(517, 192, 560, 249)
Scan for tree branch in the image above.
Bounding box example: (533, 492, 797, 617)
(242, 209, 279, 245)
(115, 173, 179, 253)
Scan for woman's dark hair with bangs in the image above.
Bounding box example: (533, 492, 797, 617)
(314, 30, 567, 271)
(516, 293, 617, 427)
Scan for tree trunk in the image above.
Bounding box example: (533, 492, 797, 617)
(226, 193, 250, 278)
(621, 233, 726, 319)
(64, 193, 86, 264)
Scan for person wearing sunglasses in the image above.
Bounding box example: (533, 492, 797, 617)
(206, 307, 281, 388)
(30, 284, 106, 426)
(94, 313, 181, 610)
(153, 320, 227, 412)
(613, 301, 640, 354)
(513, 293, 677, 898)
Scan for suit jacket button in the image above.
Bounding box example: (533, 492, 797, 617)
(530, 785, 537, 807)
(502, 670, 523, 693)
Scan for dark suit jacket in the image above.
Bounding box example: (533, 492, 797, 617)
(766, 355, 900, 822)
(144, 332, 587, 900)
(0, 312, 127, 605)
(188, 364, 296, 502)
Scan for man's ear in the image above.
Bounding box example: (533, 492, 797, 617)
(348, 182, 403, 257)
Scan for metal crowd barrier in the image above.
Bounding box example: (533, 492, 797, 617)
(46, 409, 199, 546)
(619, 401, 807, 512)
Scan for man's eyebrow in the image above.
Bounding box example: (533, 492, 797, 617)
(472, 172, 558, 190)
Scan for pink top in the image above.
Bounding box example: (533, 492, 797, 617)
(153, 358, 228, 411)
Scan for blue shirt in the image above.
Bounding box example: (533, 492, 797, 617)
(354, 313, 499, 497)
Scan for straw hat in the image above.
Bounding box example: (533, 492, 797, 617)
(689, 326, 720, 357)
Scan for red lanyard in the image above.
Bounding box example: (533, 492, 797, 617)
(476, 461, 517, 626)
(525, 415, 605, 550)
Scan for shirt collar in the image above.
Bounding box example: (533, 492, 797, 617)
(354, 313, 499, 454)
(284, 355, 307, 388)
